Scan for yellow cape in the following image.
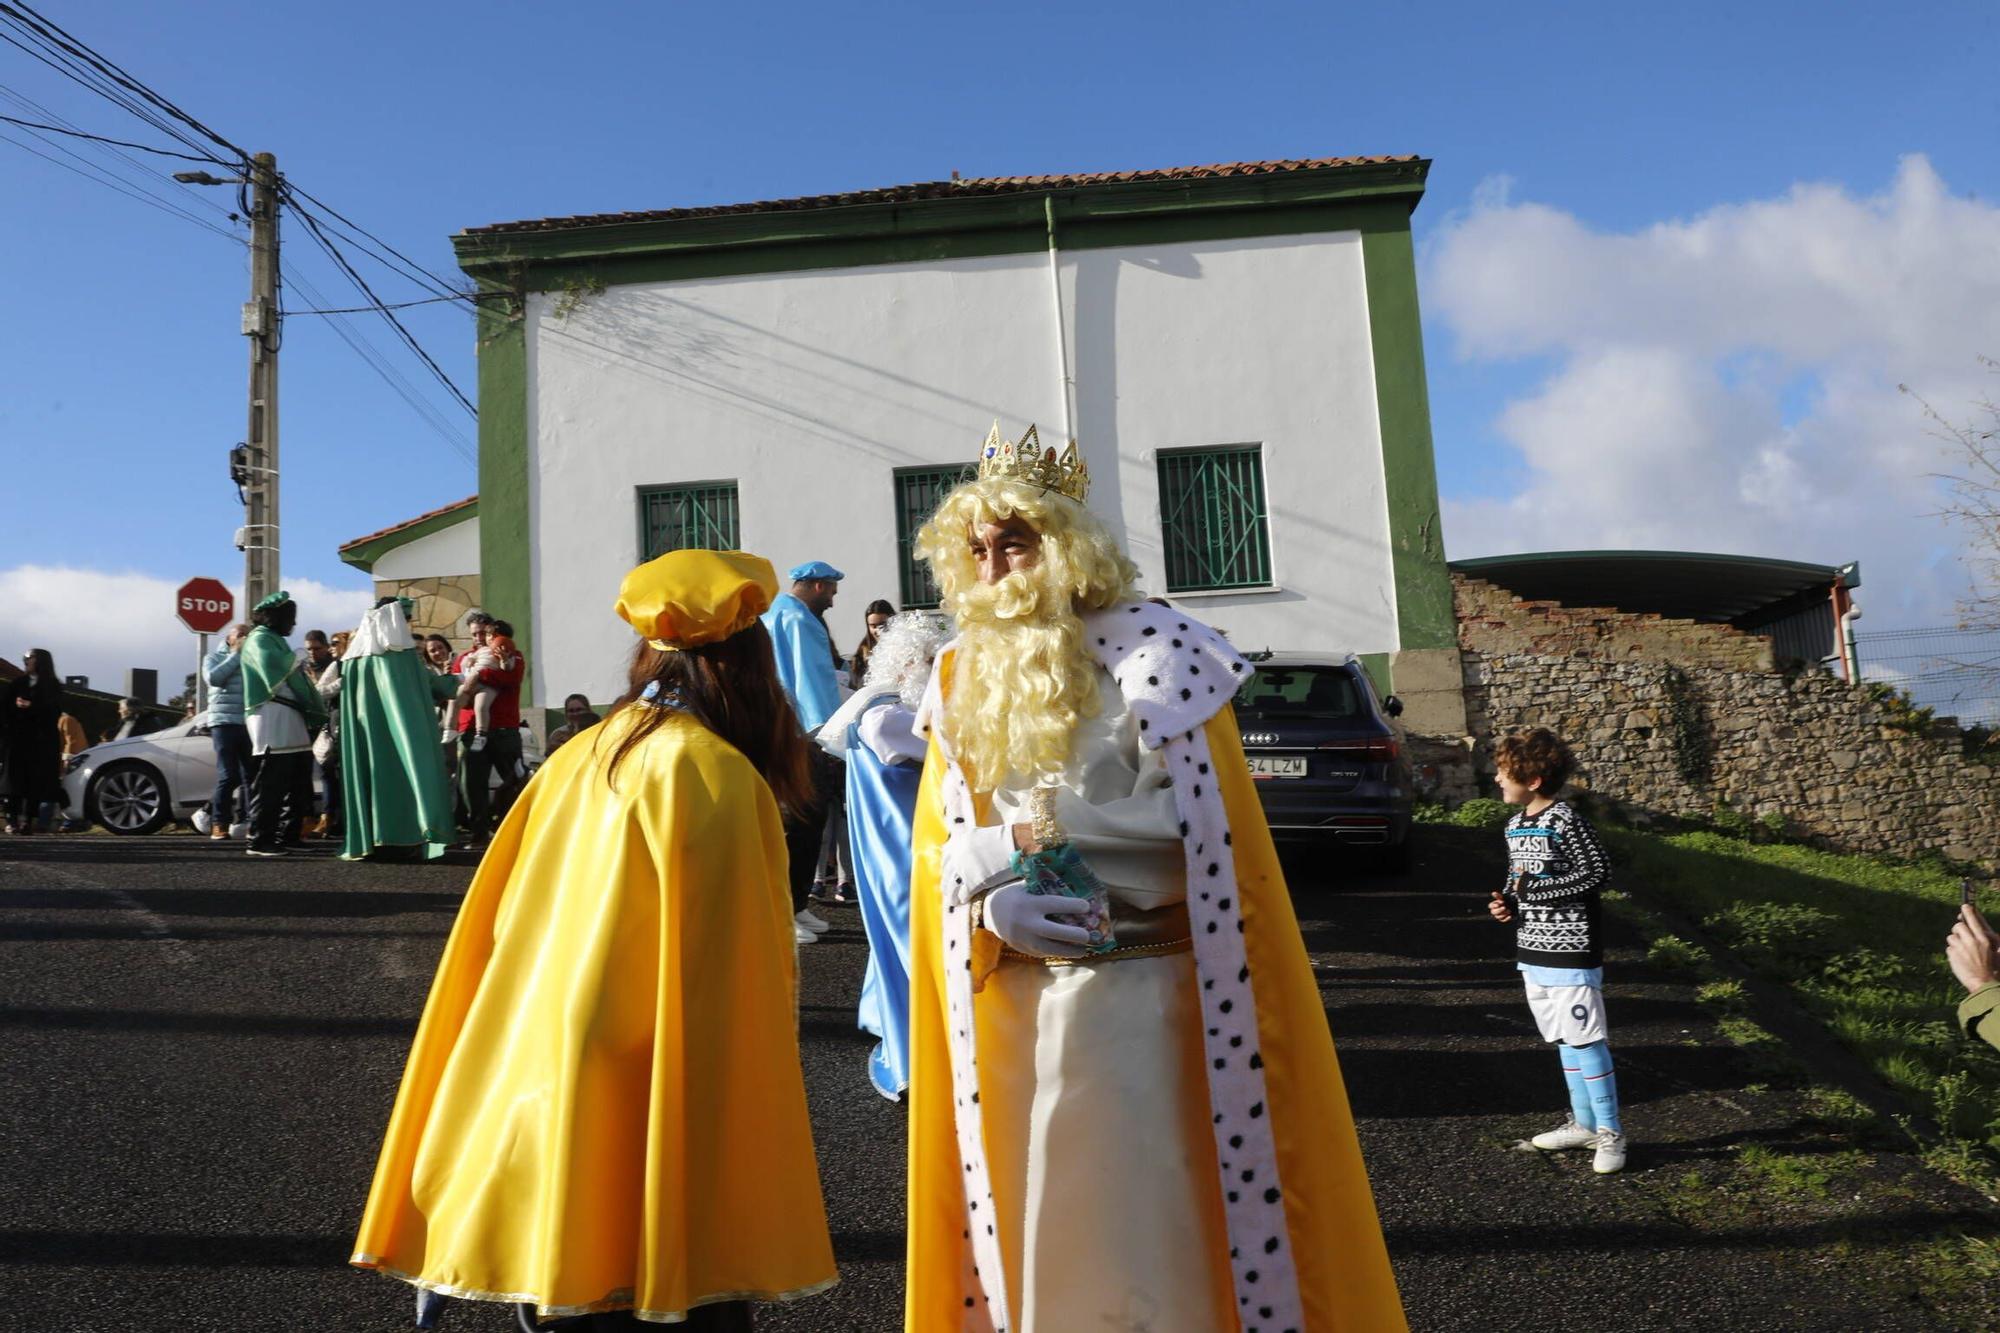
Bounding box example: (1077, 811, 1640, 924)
(352, 707, 836, 1321)
(905, 708, 1406, 1332)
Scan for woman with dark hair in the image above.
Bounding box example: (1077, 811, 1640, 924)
(1, 648, 64, 834)
(848, 598, 896, 687)
(354, 550, 835, 1331)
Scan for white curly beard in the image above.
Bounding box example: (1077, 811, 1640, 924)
(944, 564, 1102, 789)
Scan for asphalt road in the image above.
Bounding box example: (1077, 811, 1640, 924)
(0, 830, 1984, 1332)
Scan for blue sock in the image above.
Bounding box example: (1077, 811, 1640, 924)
(1559, 1048, 1594, 1129)
(1571, 1040, 1622, 1135)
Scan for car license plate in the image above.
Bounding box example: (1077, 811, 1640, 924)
(1247, 755, 1308, 779)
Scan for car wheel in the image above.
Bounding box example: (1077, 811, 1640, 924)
(90, 762, 172, 835)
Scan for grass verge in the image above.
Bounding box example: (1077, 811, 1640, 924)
(1602, 826, 2000, 1191)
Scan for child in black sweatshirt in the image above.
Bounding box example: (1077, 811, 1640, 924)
(1486, 728, 1625, 1173)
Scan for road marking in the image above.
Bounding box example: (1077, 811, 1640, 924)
(1, 859, 198, 965)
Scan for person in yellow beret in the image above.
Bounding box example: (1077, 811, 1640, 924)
(352, 550, 837, 1331)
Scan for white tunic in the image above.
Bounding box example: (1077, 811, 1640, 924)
(942, 673, 1235, 1332)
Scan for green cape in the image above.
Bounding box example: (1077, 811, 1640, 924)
(337, 652, 459, 861)
(240, 626, 329, 728)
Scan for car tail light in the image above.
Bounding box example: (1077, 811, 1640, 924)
(1317, 738, 1400, 762)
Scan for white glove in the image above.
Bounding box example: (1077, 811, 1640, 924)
(983, 881, 1096, 958)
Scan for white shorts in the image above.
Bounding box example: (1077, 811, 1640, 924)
(1524, 977, 1608, 1047)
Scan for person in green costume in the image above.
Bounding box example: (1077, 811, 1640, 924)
(240, 591, 328, 857)
(334, 596, 461, 861)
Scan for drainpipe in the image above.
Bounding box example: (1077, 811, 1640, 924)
(1045, 196, 1075, 443)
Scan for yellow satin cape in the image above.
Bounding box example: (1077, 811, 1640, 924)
(905, 711, 1407, 1332)
(352, 707, 836, 1321)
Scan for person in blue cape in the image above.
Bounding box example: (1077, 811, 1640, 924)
(762, 560, 847, 944)
(815, 611, 950, 1099)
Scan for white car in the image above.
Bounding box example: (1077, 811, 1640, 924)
(61, 718, 541, 836)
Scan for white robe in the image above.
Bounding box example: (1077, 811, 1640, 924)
(940, 673, 1235, 1332)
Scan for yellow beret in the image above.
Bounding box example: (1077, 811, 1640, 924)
(614, 549, 779, 648)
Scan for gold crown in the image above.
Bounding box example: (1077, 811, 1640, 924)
(974, 422, 1090, 503)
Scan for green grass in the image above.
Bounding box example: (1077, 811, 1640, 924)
(1610, 827, 2000, 1184)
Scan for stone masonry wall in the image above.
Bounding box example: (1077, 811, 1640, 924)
(1454, 576, 1999, 866)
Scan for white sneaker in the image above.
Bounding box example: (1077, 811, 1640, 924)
(794, 921, 819, 945)
(468, 733, 488, 753)
(228, 822, 249, 840)
(1530, 1117, 1599, 1152)
(1593, 1130, 1628, 1174)
(796, 908, 830, 933)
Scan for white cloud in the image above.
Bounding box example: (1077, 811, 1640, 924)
(0, 566, 373, 697)
(1427, 154, 2000, 628)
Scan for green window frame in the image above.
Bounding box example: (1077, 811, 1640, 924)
(637, 480, 740, 559)
(894, 464, 977, 608)
(1157, 445, 1273, 592)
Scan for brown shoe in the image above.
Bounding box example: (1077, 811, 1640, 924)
(210, 826, 228, 841)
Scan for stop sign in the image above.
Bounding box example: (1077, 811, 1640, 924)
(176, 577, 235, 635)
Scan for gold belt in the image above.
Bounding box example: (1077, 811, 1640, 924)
(999, 901, 1192, 968)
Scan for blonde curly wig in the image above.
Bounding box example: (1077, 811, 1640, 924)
(915, 478, 1139, 786)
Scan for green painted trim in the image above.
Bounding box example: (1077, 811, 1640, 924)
(454, 162, 1428, 289)
(476, 280, 533, 704)
(337, 500, 478, 573)
(1358, 652, 1393, 699)
(1361, 221, 1455, 653)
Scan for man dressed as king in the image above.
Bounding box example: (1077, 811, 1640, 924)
(903, 426, 1407, 1333)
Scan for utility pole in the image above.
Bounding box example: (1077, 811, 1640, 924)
(241, 151, 280, 607)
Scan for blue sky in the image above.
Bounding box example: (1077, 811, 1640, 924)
(3, 0, 1997, 685)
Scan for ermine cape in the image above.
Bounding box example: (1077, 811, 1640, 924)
(905, 600, 1406, 1333)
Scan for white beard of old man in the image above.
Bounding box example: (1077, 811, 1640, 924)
(923, 478, 1138, 789)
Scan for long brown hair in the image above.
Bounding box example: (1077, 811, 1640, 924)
(599, 620, 814, 815)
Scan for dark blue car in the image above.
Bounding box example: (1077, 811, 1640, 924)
(1232, 652, 1413, 870)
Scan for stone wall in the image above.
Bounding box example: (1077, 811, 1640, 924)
(1454, 576, 1999, 866)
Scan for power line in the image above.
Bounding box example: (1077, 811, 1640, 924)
(0, 79, 242, 226)
(281, 180, 466, 302)
(0, 3, 247, 161)
(287, 291, 494, 316)
(0, 25, 214, 161)
(0, 110, 225, 161)
(0, 125, 239, 241)
(287, 199, 475, 417)
(284, 264, 476, 468)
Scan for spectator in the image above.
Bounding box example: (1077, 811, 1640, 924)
(762, 561, 846, 944)
(55, 709, 88, 832)
(1949, 901, 2000, 1053)
(849, 598, 896, 687)
(104, 697, 164, 743)
(545, 693, 601, 754)
(301, 629, 335, 683)
(203, 623, 253, 842)
(421, 634, 455, 674)
(454, 615, 524, 850)
(1, 648, 64, 836)
(182, 698, 199, 722)
(312, 630, 355, 841)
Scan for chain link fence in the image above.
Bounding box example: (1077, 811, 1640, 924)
(1855, 625, 2000, 727)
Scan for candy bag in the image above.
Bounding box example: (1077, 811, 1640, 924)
(1010, 842, 1117, 954)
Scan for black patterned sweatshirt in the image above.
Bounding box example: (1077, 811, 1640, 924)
(1500, 800, 1612, 969)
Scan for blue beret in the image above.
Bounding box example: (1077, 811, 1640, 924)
(787, 560, 845, 582)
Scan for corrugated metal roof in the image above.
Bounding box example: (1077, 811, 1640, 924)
(1450, 550, 1860, 625)
(461, 156, 1422, 237)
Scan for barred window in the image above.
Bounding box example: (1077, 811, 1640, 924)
(894, 464, 977, 608)
(1157, 445, 1273, 592)
(638, 480, 740, 559)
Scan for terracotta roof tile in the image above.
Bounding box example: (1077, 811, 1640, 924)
(339, 495, 477, 553)
(462, 156, 1421, 237)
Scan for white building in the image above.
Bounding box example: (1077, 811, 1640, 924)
(452, 157, 1463, 733)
